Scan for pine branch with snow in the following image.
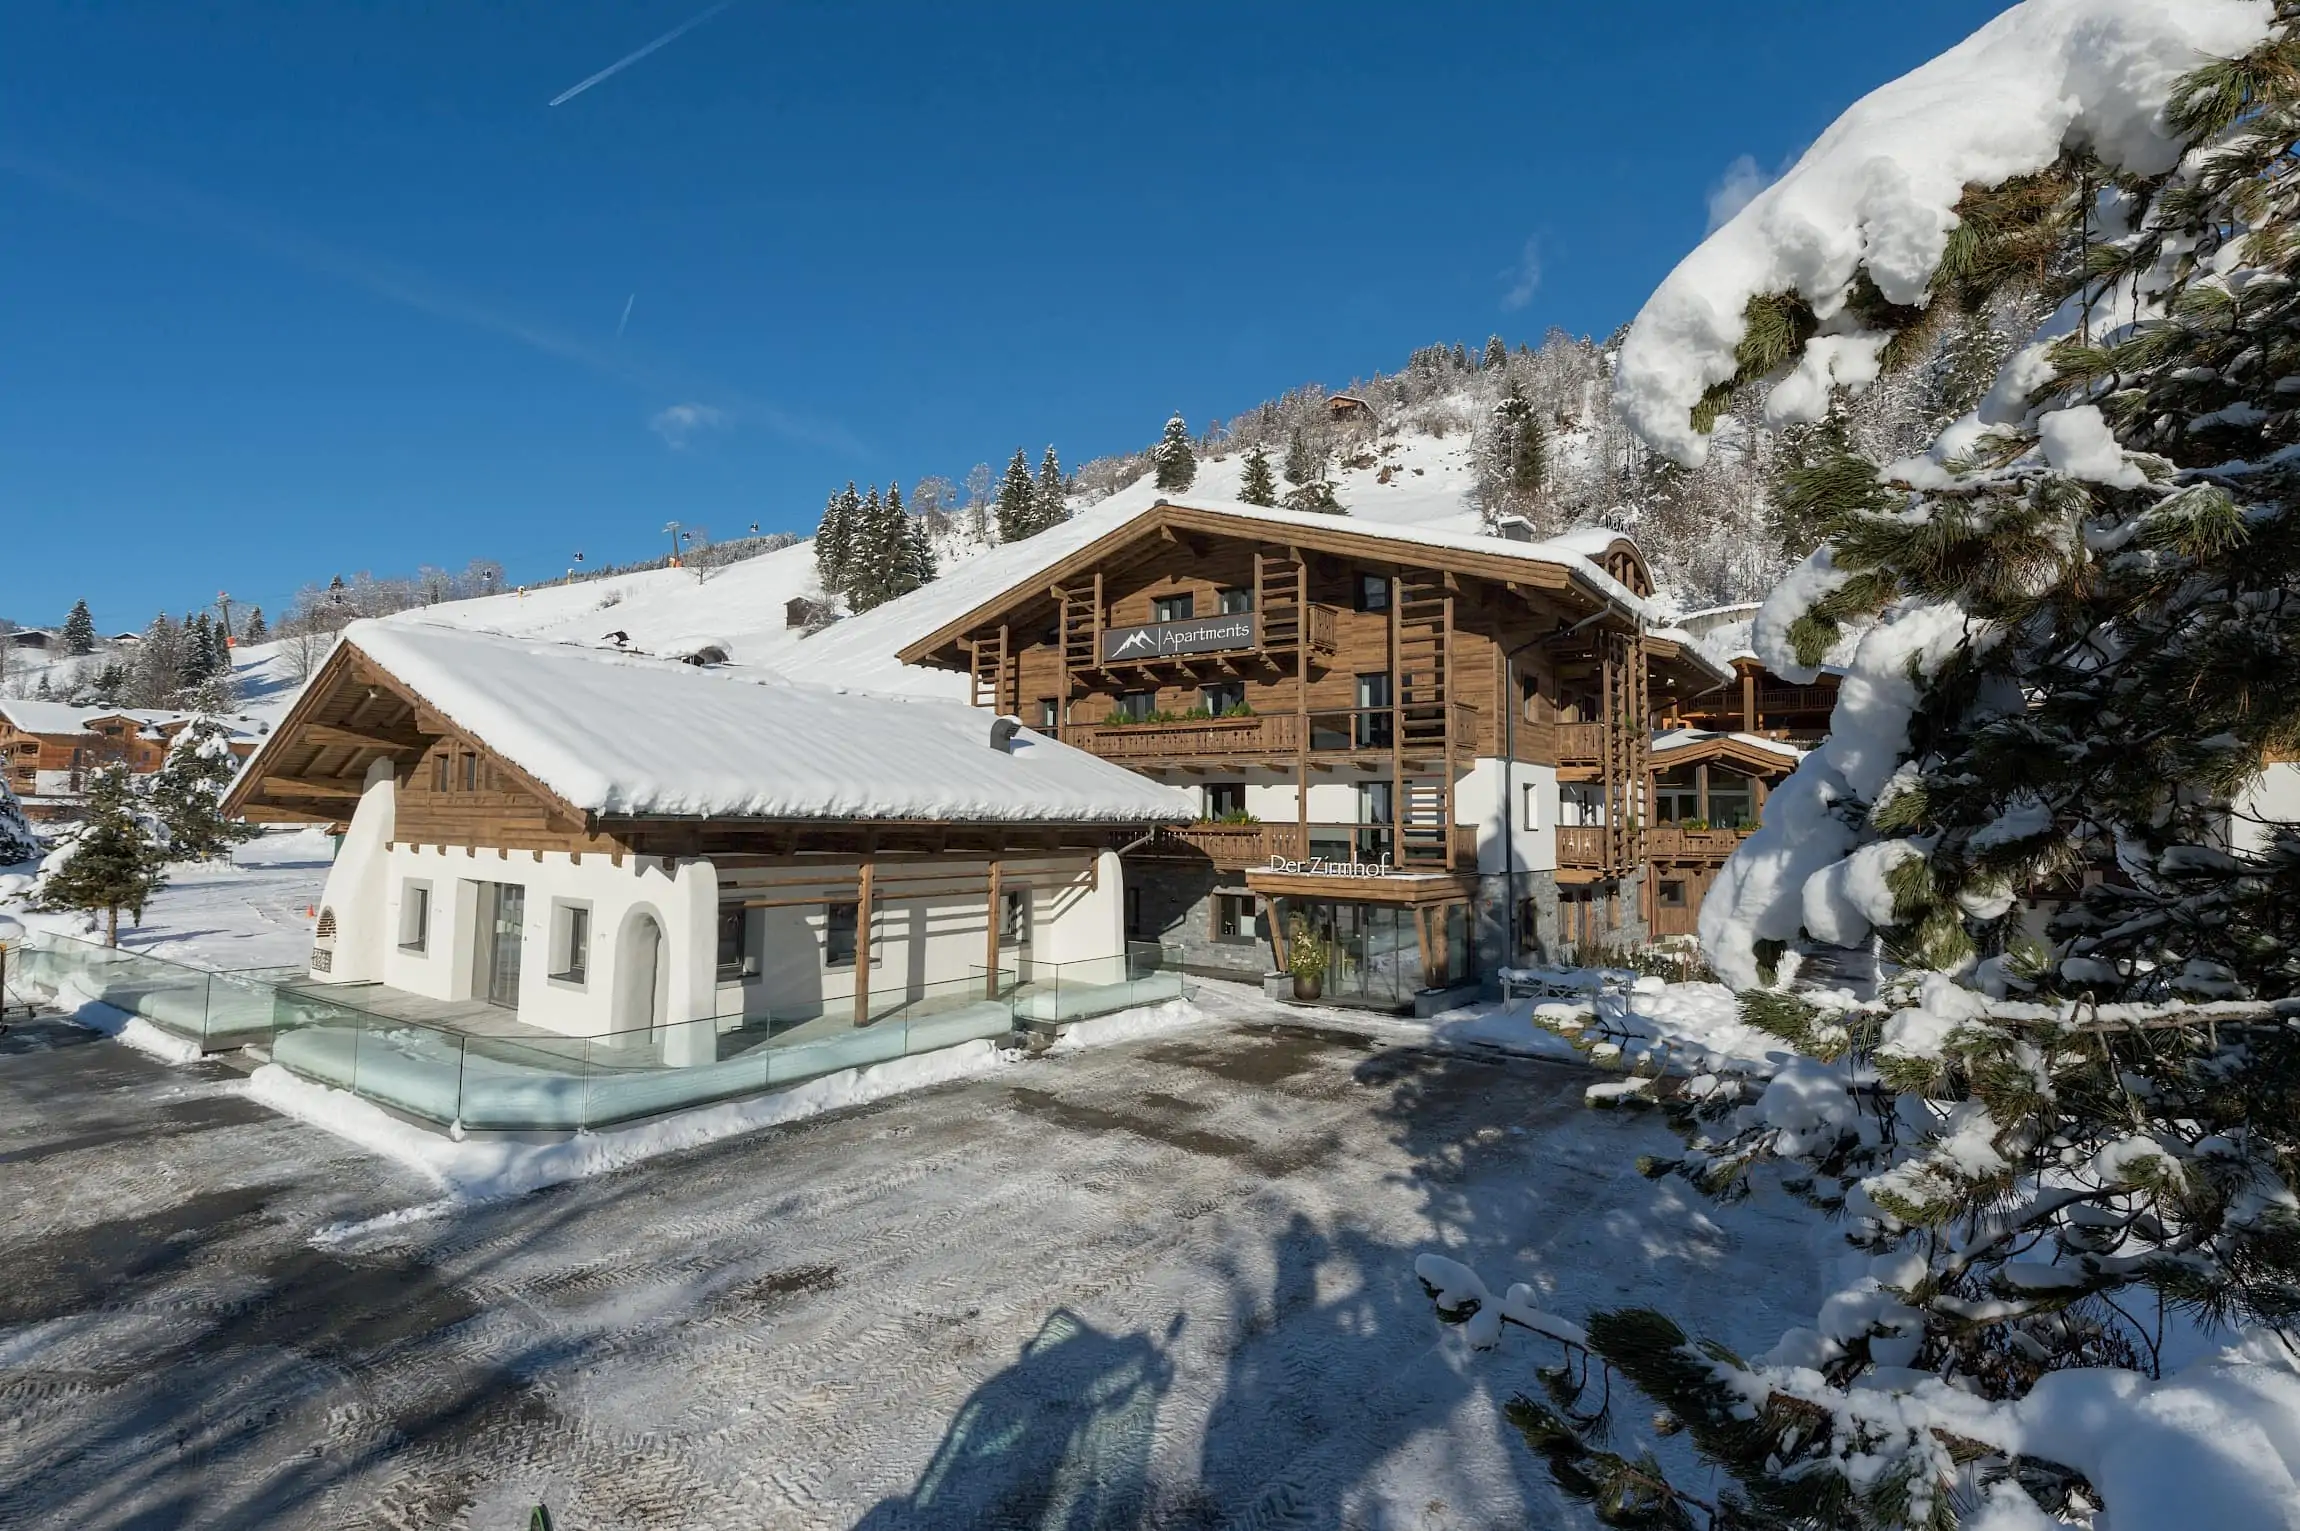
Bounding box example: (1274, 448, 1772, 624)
(1431, 9, 2300, 1528)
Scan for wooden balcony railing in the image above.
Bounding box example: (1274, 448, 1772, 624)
(1144, 821, 1478, 873)
(1556, 721, 1606, 765)
(1647, 825, 1755, 861)
(1556, 825, 1611, 867)
(1081, 702, 1480, 764)
(1557, 823, 1754, 870)
(1756, 685, 1836, 714)
(1080, 713, 1299, 761)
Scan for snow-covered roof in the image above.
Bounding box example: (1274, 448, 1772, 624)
(1615, 0, 2274, 465)
(334, 620, 1193, 825)
(1149, 496, 1657, 611)
(0, 701, 261, 739)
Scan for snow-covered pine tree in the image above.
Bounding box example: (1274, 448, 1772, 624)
(177, 614, 215, 691)
(241, 607, 268, 645)
(209, 616, 232, 676)
(1238, 445, 1279, 506)
(1282, 429, 1319, 487)
(1483, 334, 1508, 370)
(1152, 413, 1197, 492)
(128, 615, 182, 708)
(37, 762, 164, 946)
(995, 449, 1039, 543)
(1427, 10, 2300, 1530)
(815, 484, 857, 600)
(61, 600, 95, 657)
(148, 718, 255, 862)
(900, 509, 938, 595)
(848, 485, 890, 610)
(1035, 446, 1068, 533)
(0, 772, 38, 867)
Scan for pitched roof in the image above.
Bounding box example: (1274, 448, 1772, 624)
(0, 700, 265, 740)
(895, 496, 1716, 676)
(255, 620, 1193, 826)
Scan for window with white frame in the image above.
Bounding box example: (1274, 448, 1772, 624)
(398, 881, 431, 952)
(1001, 888, 1031, 947)
(1522, 781, 1543, 831)
(551, 900, 591, 984)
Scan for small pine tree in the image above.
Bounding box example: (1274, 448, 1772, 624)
(1035, 446, 1067, 533)
(240, 607, 268, 645)
(1152, 413, 1197, 492)
(848, 485, 890, 610)
(177, 614, 215, 690)
(148, 719, 256, 862)
(1238, 445, 1278, 506)
(900, 512, 938, 594)
(1482, 334, 1508, 370)
(815, 483, 859, 600)
(61, 599, 96, 656)
(0, 772, 38, 867)
(209, 616, 232, 676)
(37, 763, 165, 946)
(995, 449, 1040, 543)
(1282, 430, 1319, 487)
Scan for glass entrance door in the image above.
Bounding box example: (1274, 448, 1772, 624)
(485, 883, 525, 1008)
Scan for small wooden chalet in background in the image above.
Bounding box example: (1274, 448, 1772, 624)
(223, 621, 1187, 1045)
(0, 701, 263, 821)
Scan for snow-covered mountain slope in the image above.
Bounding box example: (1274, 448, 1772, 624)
(392, 429, 1511, 703)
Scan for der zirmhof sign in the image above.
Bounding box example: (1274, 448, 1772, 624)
(1101, 614, 1257, 662)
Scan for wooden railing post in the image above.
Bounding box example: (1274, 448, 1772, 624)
(852, 859, 875, 1026)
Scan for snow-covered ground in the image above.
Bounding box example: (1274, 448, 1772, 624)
(0, 986, 1827, 1530)
(8, 825, 333, 969)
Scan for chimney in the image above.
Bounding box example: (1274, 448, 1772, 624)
(989, 715, 1024, 753)
(1494, 514, 1536, 543)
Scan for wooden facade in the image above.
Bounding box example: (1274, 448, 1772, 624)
(899, 500, 1730, 959)
(0, 705, 258, 821)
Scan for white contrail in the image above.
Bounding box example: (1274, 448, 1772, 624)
(616, 292, 635, 338)
(549, 3, 731, 107)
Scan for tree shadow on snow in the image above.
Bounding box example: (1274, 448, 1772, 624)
(854, 1307, 1176, 1531)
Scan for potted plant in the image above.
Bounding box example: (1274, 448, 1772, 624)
(1286, 919, 1328, 1002)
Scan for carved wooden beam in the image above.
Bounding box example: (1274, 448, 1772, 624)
(262, 775, 365, 800)
(307, 723, 429, 752)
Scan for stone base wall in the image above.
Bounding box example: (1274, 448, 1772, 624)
(1123, 859, 1268, 979)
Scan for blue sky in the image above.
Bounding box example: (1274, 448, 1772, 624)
(1, 0, 2009, 629)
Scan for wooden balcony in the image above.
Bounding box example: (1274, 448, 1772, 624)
(1556, 721, 1605, 766)
(1648, 825, 1754, 862)
(1080, 713, 1298, 762)
(1078, 702, 1480, 767)
(1557, 823, 1753, 874)
(1140, 821, 1478, 873)
(1756, 685, 1836, 715)
(1556, 825, 1610, 868)
(1089, 603, 1340, 673)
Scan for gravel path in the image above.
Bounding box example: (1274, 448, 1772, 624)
(0, 1003, 1816, 1530)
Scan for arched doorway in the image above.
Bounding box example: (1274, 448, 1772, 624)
(615, 911, 669, 1039)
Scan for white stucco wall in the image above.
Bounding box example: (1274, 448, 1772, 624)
(373, 844, 718, 1038)
(340, 845, 1122, 1040)
(310, 759, 397, 986)
(2231, 761, 2300, 856)
(1458, 757, 1557, 875)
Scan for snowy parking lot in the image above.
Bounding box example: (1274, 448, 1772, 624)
(0, 997, 1818, 1530)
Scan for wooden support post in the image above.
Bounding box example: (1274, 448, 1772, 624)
(984, 860, 1003, 998)
(852, 859, 875, 1026)
(1741, 666, 1757, 733)
(1696, 762, 1710, 826)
